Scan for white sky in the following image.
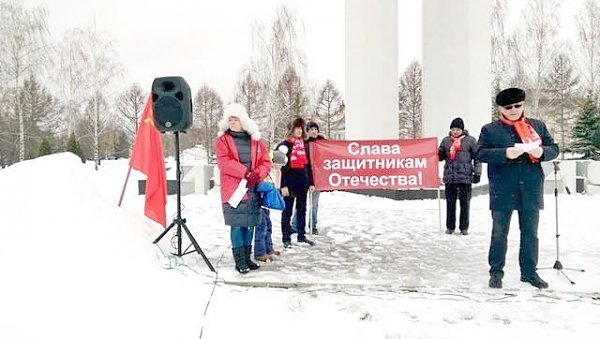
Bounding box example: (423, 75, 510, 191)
(23, 0, 422, 100)
(0, 153, 598, 338)
(21, 0, 583, 101)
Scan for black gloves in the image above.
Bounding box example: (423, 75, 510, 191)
(473, 174, 481, 184)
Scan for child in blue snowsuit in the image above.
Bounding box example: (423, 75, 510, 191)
(253, 149, 287, 262)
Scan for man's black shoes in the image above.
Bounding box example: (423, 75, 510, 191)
(298, 238, 316, 246)
(521, 274, 549, 289)
(489, 276, 503, 288)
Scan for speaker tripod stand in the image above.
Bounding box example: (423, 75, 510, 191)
(539, 161, 584, 284)
(153, 132, 215, 272)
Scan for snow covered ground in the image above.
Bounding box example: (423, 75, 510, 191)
(1, 153, 598, 339)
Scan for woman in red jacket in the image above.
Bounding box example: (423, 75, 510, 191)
(215, 103, 271, 273)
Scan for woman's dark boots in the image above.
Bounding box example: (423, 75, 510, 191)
(232, 247, 249, 273)
(244, 245, 260, 270)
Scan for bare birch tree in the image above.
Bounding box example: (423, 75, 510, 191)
(0, 1, 49, 162)
(80, 91, 111, 166)
(398, 60, 422, 138)
(576, 0, 600, 102)
(193, 84, 222, 160)
(491, 0, 510, 92)
(116, 83, 146, 143)
(235, 70, 263, 119)
(60, 26, 123, 169)
(51, 29, 89, 138)
(513, 0, 561, 120)
(247, 6, 307, 146)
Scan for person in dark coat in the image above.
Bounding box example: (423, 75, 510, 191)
(477, 88, 559, 289)
(275, 117, 316, 248)
(215, 103, 271, 273)
(438, 117, 481, 235)
(291, 121, 326, 235)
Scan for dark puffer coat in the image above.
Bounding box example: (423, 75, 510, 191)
(476, 118, 559, 211)
(438, 130, 482, 184)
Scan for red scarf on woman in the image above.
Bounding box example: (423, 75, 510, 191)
(449, 135, 464, 160)
(499, 114, 541, 163)
(288, 137, 308, 169)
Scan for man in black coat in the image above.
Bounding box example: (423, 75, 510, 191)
(439, 117, 482, 235)
(477, 88, 559, 289)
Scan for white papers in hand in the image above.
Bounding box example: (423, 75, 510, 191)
(228, 179, 248, 208)
(515, 142, 540, 152)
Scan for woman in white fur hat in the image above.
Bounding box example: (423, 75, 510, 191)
(215, 103, 271, 273)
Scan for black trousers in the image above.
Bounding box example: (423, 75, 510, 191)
(281, 187, 308, 243)
(445, 183, 472, 231)
(488, 209, 540, 278)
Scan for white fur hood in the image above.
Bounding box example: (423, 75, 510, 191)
(217, 103, 261, 140)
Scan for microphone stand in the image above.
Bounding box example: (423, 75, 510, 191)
(538, 161, 584, 284)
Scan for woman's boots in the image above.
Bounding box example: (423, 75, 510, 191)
(232, 247, 249, 273)
(232, 246, 260, 273)
(245, 245, 260, 270)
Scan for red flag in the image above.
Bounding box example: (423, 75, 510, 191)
(129, 97, 167, 227)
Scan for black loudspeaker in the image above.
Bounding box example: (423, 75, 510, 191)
(151, 76, 193, 132)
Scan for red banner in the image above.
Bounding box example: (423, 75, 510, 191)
(311, 138, 439, 190)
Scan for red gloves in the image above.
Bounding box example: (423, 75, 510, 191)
(245, 171, 260, 188)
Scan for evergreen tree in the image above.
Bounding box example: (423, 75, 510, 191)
(66, 132, 85, 163)
(571, 100, 600, 158)
(592, 127, 600, 150)
(115, 131, 131, 159)
(545, 53, 579, 155)
(398, 60, 422, 138)
(314, 79, 344, 139)
(17, 75, 58, 161)
(38, 138, 52, 156)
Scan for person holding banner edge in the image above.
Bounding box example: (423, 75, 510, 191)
(276, 117, 316, 248)
(291, 121, 326, 235)
(438, 117, 481, 235)
(477, 87, 559, 289)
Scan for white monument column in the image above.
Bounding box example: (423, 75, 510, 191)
(422, 0, 491, 140)
(345, 0, 398, 140)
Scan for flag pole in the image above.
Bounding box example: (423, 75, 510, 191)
(437, 178, 442, 232)
(118, 166, 133, 207)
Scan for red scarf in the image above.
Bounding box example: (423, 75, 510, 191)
(449, 135, 464, 160)
(499, 114, 541, 163)
(288, 137, 308, 169)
